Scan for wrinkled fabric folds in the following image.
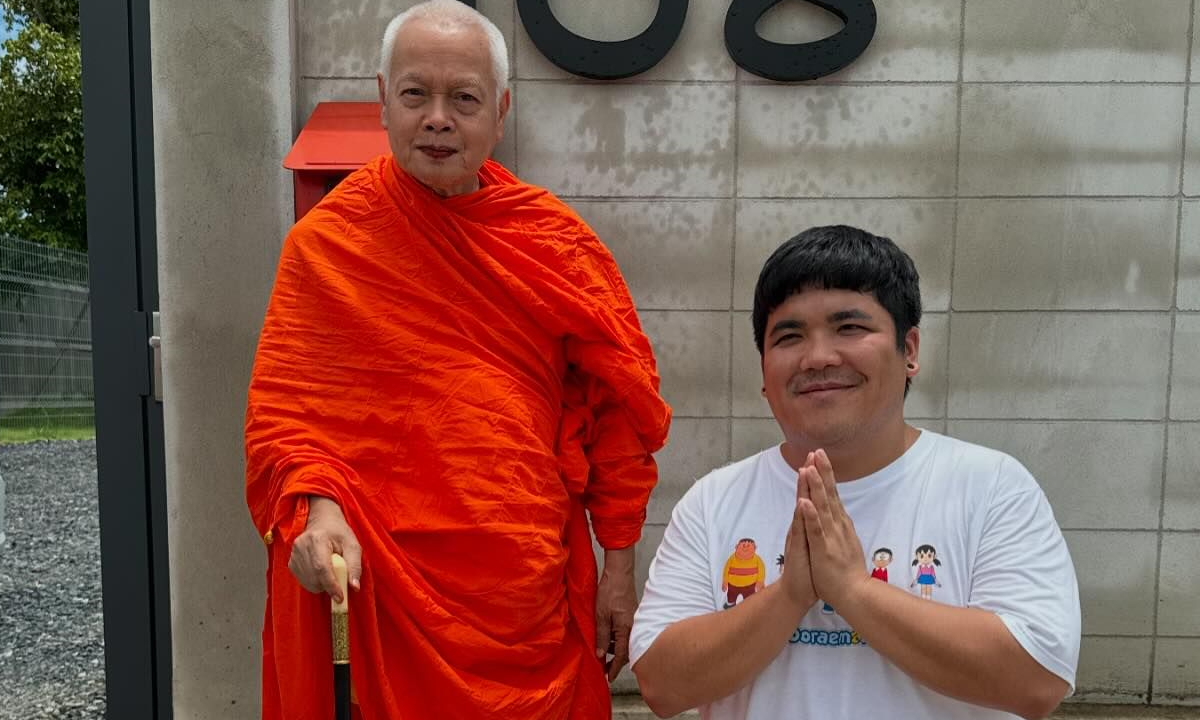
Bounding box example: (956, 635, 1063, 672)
(245, 156, 671, 720)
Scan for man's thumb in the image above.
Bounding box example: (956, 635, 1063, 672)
(346, 544, 363, 591)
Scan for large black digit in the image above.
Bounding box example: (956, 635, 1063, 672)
(725, 0, 876, 82)
(517, 0, 689, 80)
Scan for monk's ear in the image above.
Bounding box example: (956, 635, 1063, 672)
(377, 74, 388, 127)
(497, 88, 511, 129)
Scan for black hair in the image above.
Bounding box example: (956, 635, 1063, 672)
(872, 547, 893, 559)
(751, 225, 922, 394)
(911, 544, 941, 566)
(737, 538, 755, 546)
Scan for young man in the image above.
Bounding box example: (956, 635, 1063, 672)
(630, 225, 1079, 719)
(245, 2, 670, 718)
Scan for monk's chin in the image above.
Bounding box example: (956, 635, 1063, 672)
(410, 167, 477, 197)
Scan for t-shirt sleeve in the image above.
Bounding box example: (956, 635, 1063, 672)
(968, 458, 1081, 692)
(630, 485, 716, 667)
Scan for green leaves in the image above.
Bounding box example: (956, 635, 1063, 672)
(0, 1, 83, 250)
(3, 0, 77, 37)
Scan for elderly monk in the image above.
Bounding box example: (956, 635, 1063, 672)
(244, 2, 671, 718)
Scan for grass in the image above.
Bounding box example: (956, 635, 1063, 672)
(0, 407, 95, 444)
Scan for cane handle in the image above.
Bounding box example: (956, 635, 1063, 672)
(330, 553, 350, 665)
(331, 553, 349, 615)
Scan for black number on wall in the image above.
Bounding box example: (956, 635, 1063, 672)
(725, 0, 876, 82)
(517, 0, 689, 80)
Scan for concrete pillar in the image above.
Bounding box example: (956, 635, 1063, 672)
(150, 1, 296, 716)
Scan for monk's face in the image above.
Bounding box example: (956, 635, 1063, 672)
(377, 17, 510, 197)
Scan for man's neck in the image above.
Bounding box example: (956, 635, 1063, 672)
(781, 421, 921, 482)
(425, 177, 480, 198)
(390, 158, 480, 197)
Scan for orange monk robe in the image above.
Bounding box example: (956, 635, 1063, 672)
(245, 155, 671, 720)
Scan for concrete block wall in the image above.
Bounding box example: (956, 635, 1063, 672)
(140, 0, 1199, 714)
(293, 0, 1200, 705)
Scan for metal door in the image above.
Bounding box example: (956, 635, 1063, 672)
(80, 0, 172, 717)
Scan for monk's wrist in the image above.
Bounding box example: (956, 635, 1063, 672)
(308, 495, 343, 519)
(603, 546, 635, 573)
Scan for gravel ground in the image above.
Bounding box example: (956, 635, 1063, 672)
(0, 439, 105, 719)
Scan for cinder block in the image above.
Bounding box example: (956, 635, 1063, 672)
(963, 0, 1189, 82)
(1153, 638, 1200, 705)
(954, 199, 1178, 311)
(1178, 202, 1200, 310)
(1165, 423, 1200, 530)
(1070, 636, 1151, 704)
(738, 85, 958, 198)
(640, 311, 731, 418)
(1063, 531, 1157, 636)
(948, 313, 1171, 419)
(960, 86, 1184, 196)
(571, 200, 734, 311)
(1157, 534, 1200, 636)
(1170, 314, 1200, 420)
(517, 83, 735, 198)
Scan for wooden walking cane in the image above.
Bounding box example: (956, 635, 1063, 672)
(331, 553, 351, 720)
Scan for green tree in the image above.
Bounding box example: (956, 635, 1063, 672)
(3, 0, 77, 35)
(0, 0, 83, 250)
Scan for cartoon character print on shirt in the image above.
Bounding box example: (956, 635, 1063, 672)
(909, 544, 942, 599)
(823, 547, 895, 614)
(870, 547, 893, 583)
(721, 538, 766, 609)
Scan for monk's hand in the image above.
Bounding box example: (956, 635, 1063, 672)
(779, 455, 818, 615)
(595, 546, 637, 682)
(798, 450, 868, 611)
(288, 495, 363, 604)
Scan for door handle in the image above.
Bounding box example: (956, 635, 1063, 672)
(148, 311, 162, 402)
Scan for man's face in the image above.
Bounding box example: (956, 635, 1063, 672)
(377, 18, 509, 197)
(761, 288, 918, 451)
(873, 552, 891, 569)
(735, 540, 756, 560)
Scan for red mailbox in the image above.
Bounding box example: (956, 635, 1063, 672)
(283, 101, 391, 220)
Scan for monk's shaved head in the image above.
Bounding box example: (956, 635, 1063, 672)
(379, 0, 509, 104)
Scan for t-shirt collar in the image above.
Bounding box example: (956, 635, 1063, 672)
(763, 429, 937, 500)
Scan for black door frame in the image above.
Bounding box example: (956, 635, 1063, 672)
(79, 0, 172, 718)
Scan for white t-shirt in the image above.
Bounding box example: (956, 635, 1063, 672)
(630, 430, 1080, 720)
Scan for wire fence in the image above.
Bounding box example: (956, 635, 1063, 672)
(0, 235, 93, 436)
